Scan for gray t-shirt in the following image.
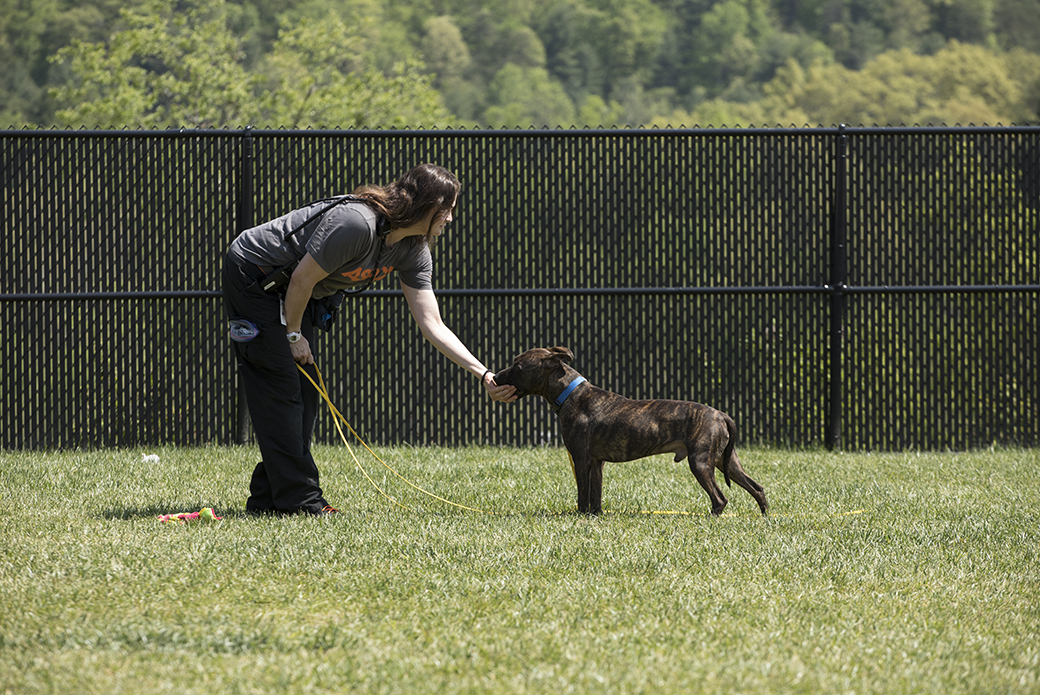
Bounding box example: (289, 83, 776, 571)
(229, 200, 432, 298)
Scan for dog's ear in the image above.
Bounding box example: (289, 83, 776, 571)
(548, 346, 574, 364)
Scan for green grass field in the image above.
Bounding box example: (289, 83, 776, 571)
(1, 444, 1037, 694)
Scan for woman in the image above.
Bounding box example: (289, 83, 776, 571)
(222, 164, 516, 516)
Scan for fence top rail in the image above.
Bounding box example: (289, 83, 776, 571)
(3, 125, 1039, 140)
(5, 285, 1037, 302)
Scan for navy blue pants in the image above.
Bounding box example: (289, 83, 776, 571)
(222, 252, 329, 514)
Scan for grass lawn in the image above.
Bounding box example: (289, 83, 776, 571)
(1, 444, 1037, 694)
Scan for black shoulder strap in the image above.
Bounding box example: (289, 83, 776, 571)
(282, 195, 390, 242)
(270, 194, 391, 297)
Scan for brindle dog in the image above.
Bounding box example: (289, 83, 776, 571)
(495, 347, 768, 516)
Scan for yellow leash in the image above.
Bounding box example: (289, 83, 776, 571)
(298, 363, 486, 514)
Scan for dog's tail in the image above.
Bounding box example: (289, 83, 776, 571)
(721, 414, 737, 488)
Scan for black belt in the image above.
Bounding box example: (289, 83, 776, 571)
(237, 262, 273, 287)
(253, 260, 300, 294)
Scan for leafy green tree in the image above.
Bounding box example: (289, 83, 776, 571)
(696, 0, 757, 87)
(483, 64, 576, 127)
(826, 18, 887, 69)
(49, 0, 452, 128)
(993, 0, 1040, 52)
(688, 40, 1039, 126)
(1005, 48, 1040, 122)
(752, 21, 834, 81)
(536, 0, 607, 102)
(419, 15, 481, 121)
(259, 15, 451, 128)
(421, 15, 472, 87)
(0, 4, 39, 124)
(496, 22, 549, 69)
(50, 0, 257, 127)
(933, 0, 994, 43)
(879, 0, 933, 50)
(578, 0, 668, 93)
(576, 93, 626, 126)
(4, 0, 1040, 129)
(686, 0, 831, 96)
(610, 76, 678, 125)
(2, 0, 150, 125)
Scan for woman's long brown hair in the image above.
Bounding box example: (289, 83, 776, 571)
(353, 164, 459, 246)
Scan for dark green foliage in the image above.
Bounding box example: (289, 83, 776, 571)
(2, 0, 1040, 127)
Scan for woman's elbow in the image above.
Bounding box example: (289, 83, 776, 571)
(414, 316, 444, 343)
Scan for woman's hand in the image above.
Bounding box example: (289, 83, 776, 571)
(483, 371, 517, 403)
(289, 335, 314, 365)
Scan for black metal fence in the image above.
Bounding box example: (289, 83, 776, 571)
(2, 127, 1037, 451)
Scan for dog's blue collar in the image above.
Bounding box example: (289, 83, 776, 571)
(554, 376, 587, 409)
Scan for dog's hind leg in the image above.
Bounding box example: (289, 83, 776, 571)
(725, 450, 769, 515)
(689, 452, 728, 516)
(718, 414, 768, 515)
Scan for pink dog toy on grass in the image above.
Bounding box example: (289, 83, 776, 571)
(158, 507, 223, 524)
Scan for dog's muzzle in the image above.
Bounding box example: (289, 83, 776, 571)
(493, 370, 525, 398)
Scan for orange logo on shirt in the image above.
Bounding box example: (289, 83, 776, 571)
(341, 266, 393, 283)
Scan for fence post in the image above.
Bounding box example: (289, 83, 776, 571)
(234, 126, 255, 445)
(826, 124, 849, 450)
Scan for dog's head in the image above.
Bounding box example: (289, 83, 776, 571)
(493, 347, 574, 399)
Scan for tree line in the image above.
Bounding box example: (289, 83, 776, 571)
(1, 0, 1038, 129)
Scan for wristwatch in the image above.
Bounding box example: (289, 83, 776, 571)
(287, 331, 303, 344)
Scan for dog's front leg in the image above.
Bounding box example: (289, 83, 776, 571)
(588, 460, 605, 514)
(569, 450, 594, 514)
